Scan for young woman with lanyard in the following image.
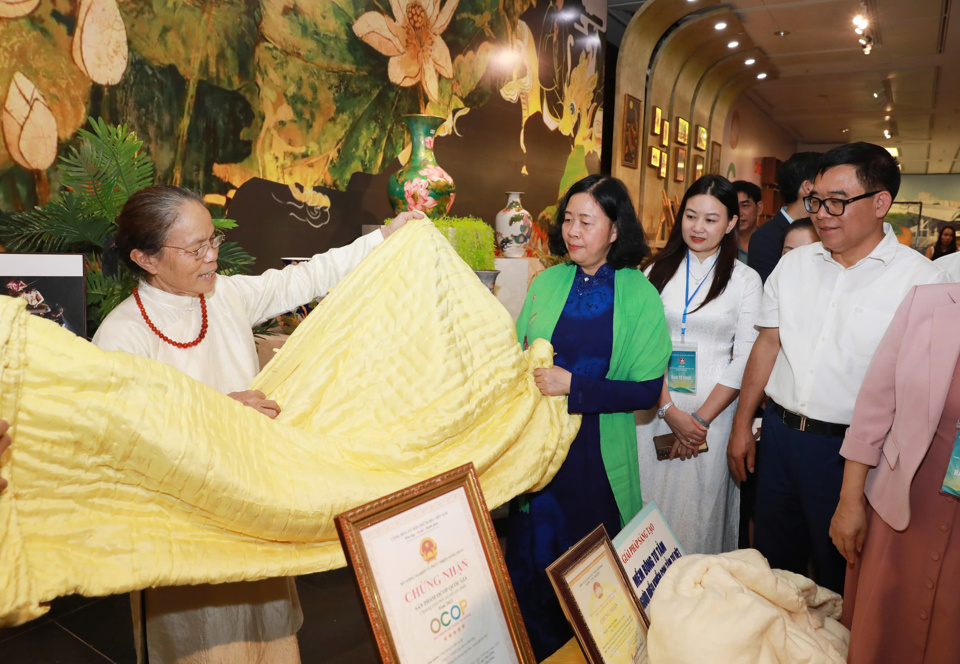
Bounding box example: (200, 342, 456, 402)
(637, 175, 762, 555)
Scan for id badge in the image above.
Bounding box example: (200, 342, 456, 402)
(940, 423, 960, 501)
(667, 340, 697, 394)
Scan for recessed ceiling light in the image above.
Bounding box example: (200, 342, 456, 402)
(757, 72, 767, 80)
(859, 37, 869, 45)
(745, 58, 756, 66)
(883, 129, 891, 139)
(715, 21, 727, 30)
(884, 115, 891, 121)
(842, 128, 850, 133)
(853, 15, 868, 30)
(855, 27, 864, 35)
(873, 92, 879, 98)
(774, 30, 789, 37)
(728, 40, 739, 48)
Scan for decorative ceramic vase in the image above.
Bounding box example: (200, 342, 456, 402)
(495, 191, 532, 257)
(474, 269, 500, 294)
(388, 114, 456, 219)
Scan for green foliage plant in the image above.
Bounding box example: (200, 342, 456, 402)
(429, 215, 495, 271)
(0, 118, 255, 337)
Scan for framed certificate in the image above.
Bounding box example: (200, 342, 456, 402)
(335, 463, 536, 664)
(547, 525, 649, 664)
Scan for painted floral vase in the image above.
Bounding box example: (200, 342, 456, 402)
(388, 114, 455, 219)
(495, 191, 533, 257)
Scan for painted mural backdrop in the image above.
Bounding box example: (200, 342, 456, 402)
(0, 0, 605, 250)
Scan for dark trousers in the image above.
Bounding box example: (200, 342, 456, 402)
(753, 401, 848, 594)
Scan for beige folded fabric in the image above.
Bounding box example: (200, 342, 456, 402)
(646, 549, 848, 664)
(0, 219, 579, 626)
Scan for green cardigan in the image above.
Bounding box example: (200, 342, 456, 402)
(516, 263, 672, 525)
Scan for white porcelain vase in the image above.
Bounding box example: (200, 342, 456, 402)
(495, 192, 532, 258)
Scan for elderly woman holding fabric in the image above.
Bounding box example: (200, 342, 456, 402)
(830, 282, 960, 663)
(94, 185, 419, 664)
(505, 174, 671, 660)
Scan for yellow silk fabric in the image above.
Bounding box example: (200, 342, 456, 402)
(0, 219, 579, 627)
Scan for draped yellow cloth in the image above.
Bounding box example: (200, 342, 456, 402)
(0, 219, 579, 627)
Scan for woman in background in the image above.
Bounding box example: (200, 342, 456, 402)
(507, 174, 671, 659)
(830, 283, 960, 663)
(95, 185, 419, 664)
(925, 224, 956, 260)
(637, 175, 762, 555)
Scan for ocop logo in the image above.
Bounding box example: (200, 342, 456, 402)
(430, 600, 468, 633)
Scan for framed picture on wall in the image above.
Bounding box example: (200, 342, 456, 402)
(696, 125, 708, 151)
(694, 154, 705, 180)
(621, 94, 642, 169)
(674, 147, 687, 182)
(658, 151, 668, 179)
(652, 106, 663, 135)
(660, 120, 670, 147)
(676, 117, 690, 146)
(710, 141, 722, 174)
(649, 147, 661, 168)
(0, 253, 86, 335)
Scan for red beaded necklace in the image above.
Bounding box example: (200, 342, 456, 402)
(133, 286, 208, 349)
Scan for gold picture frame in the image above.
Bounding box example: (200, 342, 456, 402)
(695, 125, 708, 151)
(649, 147, 661, 168)
(660, 120, 670, 148)
(547, 525, 650, 664)
(335, 463, 536, 664)
(710, 140, 722, 175)
(694, 154, 705, 180)
(621, 94, 642, 169)
(658, 150, 668, 179)
(675, 147, 687, 182)
(676, 117, 690, 146)
(652, 106, 663, 136)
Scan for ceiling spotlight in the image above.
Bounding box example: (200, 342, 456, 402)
(715, 21, 727, 30)
(774, 30, 789, 37)
(745, 58, 756, 66)
(728, 40, 739, 48)
(859, 36, 869, 45)
(884, 115, 891, 121)
(883, 129, 891, 139)
(757, 72, 767, 80)
(853, 15, 868, 30)
(862, 43, 873, 55)
(855, 27, 864, 35)
(842, 128, 850, 133)
(873, 92, 879, 98)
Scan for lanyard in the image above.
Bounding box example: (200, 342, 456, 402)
(682, 249, 717, 338)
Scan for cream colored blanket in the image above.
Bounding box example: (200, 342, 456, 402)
(646, 550, 849, 664)
(0, 219, 579, 627)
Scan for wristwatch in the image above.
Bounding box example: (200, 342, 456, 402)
(657, 401, 674, 419)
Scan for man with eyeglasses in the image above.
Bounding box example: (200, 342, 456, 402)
(727, 142, 950, 595)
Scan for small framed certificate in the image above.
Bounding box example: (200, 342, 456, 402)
(335, 463, 536, 664)
(547, 525, 649, 664)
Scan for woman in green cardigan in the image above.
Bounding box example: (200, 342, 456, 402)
(506, 174, 671, 658)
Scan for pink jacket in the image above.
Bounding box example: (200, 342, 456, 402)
(840, 283, 960, 531)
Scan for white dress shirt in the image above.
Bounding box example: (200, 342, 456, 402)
(934, 251, 960, 283)
(756, 223, 949, 424)
(93, 230, 383, 393)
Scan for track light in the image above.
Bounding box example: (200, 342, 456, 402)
(745, 58, 755, 66)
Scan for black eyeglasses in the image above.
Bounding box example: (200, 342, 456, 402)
(163, 230, 226, 260)
(803, 191, 881, 216)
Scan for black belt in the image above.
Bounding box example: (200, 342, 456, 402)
(772, 402, 848, 437)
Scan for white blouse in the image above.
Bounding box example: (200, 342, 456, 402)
(93, 231, 383, 393)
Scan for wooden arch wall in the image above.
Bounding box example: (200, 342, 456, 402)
(612, 0, 777, 237)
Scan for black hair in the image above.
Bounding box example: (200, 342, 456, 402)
(932, 224, 957, 260)
(816, 142, 900, 200)
(547, 174, 650, 270)
(113, 186, 205, 278)
(786, 218, 816, 233)
(646, 175, 739, 312)
(778, 152, 822, 204)
(733, 180, 761, 204)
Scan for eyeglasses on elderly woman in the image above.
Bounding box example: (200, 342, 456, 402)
(162, 230, 226, 260)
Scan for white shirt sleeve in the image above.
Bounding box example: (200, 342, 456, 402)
(755, 255, 783, 328)
(228, 231, 384, 326)
(719, 267, 763, 389)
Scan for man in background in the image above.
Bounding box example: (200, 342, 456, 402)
(748, 152, 822, 282)
(734, 180, 763, 265)
(728, 142, 949, 593)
